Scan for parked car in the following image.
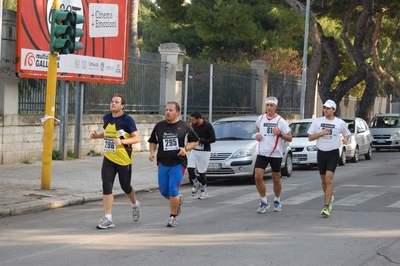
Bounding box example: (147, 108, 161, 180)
(203, 116, 293, 182)
(339, 117, 372, 162)
(369, 113, 400, 151)
(288, 118, 346, 167)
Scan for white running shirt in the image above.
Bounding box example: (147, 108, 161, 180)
(255, 114, 291, 158)
(307, 116, 351, 151)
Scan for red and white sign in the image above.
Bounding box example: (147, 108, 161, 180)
(16, 0, 131, 84)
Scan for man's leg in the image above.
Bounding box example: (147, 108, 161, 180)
(323, 171, 334, 206)
(255, 168, 266, 197)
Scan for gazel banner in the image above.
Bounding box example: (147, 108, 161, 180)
(16, 0, 131, 84)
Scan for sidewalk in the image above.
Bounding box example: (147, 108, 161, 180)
(0, 152, 190, 218)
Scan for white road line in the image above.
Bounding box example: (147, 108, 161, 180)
(282, 190, 324, 205)
(334, 191, 385, 206)
(387, 200, 400, 208)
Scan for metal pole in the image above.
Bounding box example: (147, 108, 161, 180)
(59, 81, 69, 160)
(74, 82, 84, 159)
(41, 0, 60, 189)
(300, 0, 310, 119)
(183, 64, 189, 121)
(209, 64, 213, 122)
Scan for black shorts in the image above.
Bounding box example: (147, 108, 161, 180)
(254, 155, 282, 173)
(317, 149, 339, 175)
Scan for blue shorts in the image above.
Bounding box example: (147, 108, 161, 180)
(158, 163, 186, 198)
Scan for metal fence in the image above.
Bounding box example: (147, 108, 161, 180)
(18, 52, 301, 115)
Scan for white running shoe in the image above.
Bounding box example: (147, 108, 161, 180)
(198, 191, 208, 199)
(132, 200, 141, 222)
(167, 216, 178, 227)
(257, 201, 270, 214)
(96, 217, 115, 229)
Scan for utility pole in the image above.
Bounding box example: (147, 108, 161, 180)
(41, 0, 60, 189)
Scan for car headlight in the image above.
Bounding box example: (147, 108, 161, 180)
(392, 132, 400, 139)
(231, 148, 253, 158)
(307, 145, 317, 151)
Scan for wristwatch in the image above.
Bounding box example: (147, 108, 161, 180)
(185, 147, 189, 151)
(279, 133, 283, 137)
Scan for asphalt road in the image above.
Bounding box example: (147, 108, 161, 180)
(1, 151, 399, 266)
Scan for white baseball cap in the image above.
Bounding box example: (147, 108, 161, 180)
(323, 99, 336, 109)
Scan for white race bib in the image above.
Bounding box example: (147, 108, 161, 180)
(163, 136, 179, 151)
(104, 137, 116, 153)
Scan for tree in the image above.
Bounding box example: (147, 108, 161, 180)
(131, 0, 140, 57)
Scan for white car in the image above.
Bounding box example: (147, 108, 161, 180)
(289, 119, 346, 167)
(369, 113, 400, 151)
(204, 116, 293, 182)
(340, 117, 372, 162)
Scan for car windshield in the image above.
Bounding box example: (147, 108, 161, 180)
(289, 122, 311, 137)
(342, 119, 355, 133)
(213, 120, 256, 140)
(369, 116, 400, 128)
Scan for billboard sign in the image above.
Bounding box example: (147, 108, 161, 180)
(16, 0, 131, 84)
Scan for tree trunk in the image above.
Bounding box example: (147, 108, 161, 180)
(131, 0, 140, 57)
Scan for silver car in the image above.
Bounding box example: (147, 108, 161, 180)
(340, 117, 372, 162)
(204, 116, 293, 181)
(369, 113, 400, 151)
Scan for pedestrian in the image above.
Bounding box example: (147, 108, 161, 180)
(307, 99, 350, 217)
(254, 96, 292, 214)
(187, 111, 216, 199)
(90, 94, 141, 229)
(148, 101, 199, 227)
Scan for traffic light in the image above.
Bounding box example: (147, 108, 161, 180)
(50, 9, 84, 54)
(50, 9, 73, 54)
(70, 13, 84, 53)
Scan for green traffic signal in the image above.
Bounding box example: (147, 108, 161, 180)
(49, 9, 85, 54)
(70, 13, 84, 53)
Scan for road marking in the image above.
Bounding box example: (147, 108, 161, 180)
(334, 191, 385, 206)
(387, 200, 400, 208)
(282, 190, 324, 205)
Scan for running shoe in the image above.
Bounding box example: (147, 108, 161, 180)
(198, 191, 208, 200)
(257, 201, 270, 214)
(273, 200, 282, 212)
(167, 216, 178, 227)
(320, 206, 330, 217)
(96, 217, 115, 229)
(177, 194, 184, 216)
(191, 184, 200, 196)
(328, 195, 334, 212)
(132, 200, 141, 222)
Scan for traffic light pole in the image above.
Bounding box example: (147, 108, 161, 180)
(41, 0, 60, 189)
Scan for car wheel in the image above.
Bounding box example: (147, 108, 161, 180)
(351, 146, 359, 163)
(281, 153, 293, 177)
(365, 146, 372, 160)
(338, 148, 346, 166)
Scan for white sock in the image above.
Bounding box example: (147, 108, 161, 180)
(261, 196, 268, 204)
(274, 197, 280, 202)
(132, 200, 139, 208)
(105, 214, 112, 221)
(201, 184, 207, 192)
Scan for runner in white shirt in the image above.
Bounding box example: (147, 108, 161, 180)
(308, 99, 351, 217)
(254, 96, 292, 213)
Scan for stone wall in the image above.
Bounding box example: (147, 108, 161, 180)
(0, 114, 164, 164)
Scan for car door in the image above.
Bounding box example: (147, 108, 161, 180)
(356, 119, 368, 154)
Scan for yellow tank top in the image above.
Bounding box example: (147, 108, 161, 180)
(103, 122, 132, 165)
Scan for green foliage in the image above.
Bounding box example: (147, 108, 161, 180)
(52, 150, 76, 160)
(87, 149, 101, 157)
(52, 150, 61, 160)
(3, 0, 17, 11)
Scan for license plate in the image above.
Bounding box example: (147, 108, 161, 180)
(207, 163, 221, 170)
(377, 139, 386, 143)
